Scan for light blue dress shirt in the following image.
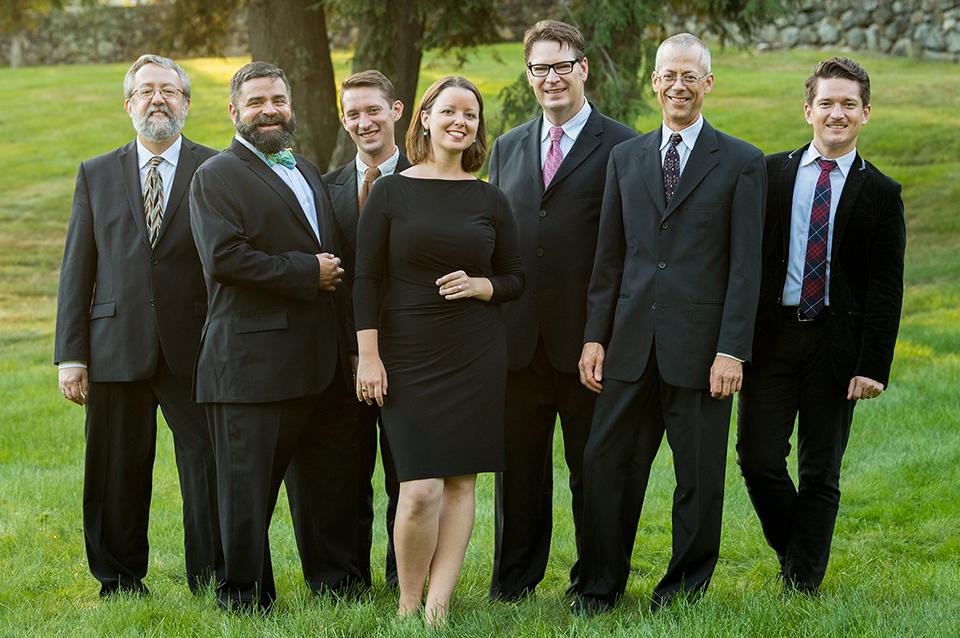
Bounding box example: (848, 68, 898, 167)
(781, 144, 857, 307)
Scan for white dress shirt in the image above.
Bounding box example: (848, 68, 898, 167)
(539, 99, 592, 167)
(235, 134, 322, 245)
(355, 146, 400, 195)
(781, 144, 857, 307)
(658, 115, 704, 174)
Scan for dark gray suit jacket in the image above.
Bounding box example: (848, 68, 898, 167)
(55, 136, 215, 381)
(490, 105, 637, 373)
(189, 138, 353, 404)
(322, 152, 412, 276)
(584, 119, 766, 390)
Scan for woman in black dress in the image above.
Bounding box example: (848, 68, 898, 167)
(353, 76, 523, 625)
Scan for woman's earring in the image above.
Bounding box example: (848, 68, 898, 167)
(423, 130, 429, 137)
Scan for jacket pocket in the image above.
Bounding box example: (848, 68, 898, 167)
(89, 301, 116, 320)
(233, 309, 288, 334)
(689, 300, 722, 323)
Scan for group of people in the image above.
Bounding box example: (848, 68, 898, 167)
(54, 18, 905, 627)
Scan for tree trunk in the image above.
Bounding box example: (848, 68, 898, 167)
(328, 0, 426, 169)
(9, 31, 25, 68)
(247, 0, 339, 170)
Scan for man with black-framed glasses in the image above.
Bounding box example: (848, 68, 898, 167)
(55, 54, 221, 598)
(488, 19, 637, 603)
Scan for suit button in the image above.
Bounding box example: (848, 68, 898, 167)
(658, 261, 666, 269)
(149, 298, 154, 306)
(151, 258, 159, 265)
(651, 302, 657, 310)
(536, 248, 544, 257)
(661, 222, 670, 230)
(539, 210, 547, 218)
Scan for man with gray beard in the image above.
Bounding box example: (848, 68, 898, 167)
(190, 61, 362, 610)
(55, 54, 222, 597)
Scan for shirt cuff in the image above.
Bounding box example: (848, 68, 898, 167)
(716, 352, 744, 363)
(58, 361, 87, 369)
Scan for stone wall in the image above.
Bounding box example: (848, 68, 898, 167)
(671, 0, 960, 62)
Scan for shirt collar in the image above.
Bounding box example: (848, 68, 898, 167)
(356, 146, 401, 177)
(235, 133, 289, 168)
(137, 134, 181, 170)
(659, 115, 703, 151)
(801, 142, 857, 177)
(540, 99, 592, 143)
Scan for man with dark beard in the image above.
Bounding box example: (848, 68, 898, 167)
(189, 61, 363, 610)
(55, 54, 222, 597)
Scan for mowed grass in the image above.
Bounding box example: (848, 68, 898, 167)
(0, 44, 958, 637)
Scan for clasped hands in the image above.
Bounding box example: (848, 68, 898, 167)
(317, 252, 344, 292)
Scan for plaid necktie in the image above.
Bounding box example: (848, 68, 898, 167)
(798, 158, 838, 319)
(662, 133, 682, 202)
(266, 148, 297, 168)
(542, 126, 564, 188)
(358, 166, 381, 212)
(143, 156, 164, 247)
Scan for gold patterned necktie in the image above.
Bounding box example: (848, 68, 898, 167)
(358, 166, 381, 212)
(143, 156, 164, 247)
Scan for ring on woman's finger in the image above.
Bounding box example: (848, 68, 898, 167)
(361, 387, 368, 393)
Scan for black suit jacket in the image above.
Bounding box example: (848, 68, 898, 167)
(322, 152, 412, 275)
(752, 145, 905, 386)
(189, 138, 353, 404)
(55, 136, 215, 381)
(490, 105, 637, 373)
(584, 119, 766, 390)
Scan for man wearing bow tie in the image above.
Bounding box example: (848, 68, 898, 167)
(190, 61, 362, 609)
(736, 57, 905, 594)
(54, 54, 221, 598)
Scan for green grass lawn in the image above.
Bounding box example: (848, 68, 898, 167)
(0, 43, 958, 637)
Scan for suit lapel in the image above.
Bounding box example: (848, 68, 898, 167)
(118, 141, 152, 250)
(298, 160, 327, 251)
(517, 118, 544, 200)
(638, 130, 666, 217)
(153, 135, 197, 248)
(779, 146, 805, 258)
(543, 108, 602, 200)
(830, 152, 867, 265)
(329, 163, 360, 246)
(663, 120, 719, 219)
(231, 139, 319, 245)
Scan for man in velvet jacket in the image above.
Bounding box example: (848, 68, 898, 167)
(736, 57, 905, 594)
(54, 54, 221, 597)
(189, 61, 361, 609)
(323, 70, 409, 588)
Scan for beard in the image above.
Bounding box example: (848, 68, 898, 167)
(131, 103, 186, 144)
(236, 112, 297, 154)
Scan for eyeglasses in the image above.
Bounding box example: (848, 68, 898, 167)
(132, 85, 184, 100)
(527, 59, 582, 77)
(655, 72, 709, 87)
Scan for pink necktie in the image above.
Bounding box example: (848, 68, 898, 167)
(542, 126, 564, 188)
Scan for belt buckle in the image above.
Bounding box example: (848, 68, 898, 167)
(797, 307, 816, 323)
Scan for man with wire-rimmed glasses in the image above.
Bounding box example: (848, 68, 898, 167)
(488, 19, 637, 603)
(55, 54, 221, 598)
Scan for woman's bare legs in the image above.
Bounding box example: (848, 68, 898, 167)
(393, 475, 477, 626)
(424, 475, 476, 627)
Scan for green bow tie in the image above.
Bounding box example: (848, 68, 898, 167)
(266, 148, 296, 169)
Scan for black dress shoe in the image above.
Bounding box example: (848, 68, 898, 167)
(571, 595, 612, 617)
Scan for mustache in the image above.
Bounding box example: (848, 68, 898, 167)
(252, 113, 288, 127)
(146, 104, 173, 118)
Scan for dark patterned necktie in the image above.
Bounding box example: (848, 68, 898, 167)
(662, 133, 682, 202)
(359, 166, 381, 212)
(143, 156, 164, 247)
(798, 158, 838, 319)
